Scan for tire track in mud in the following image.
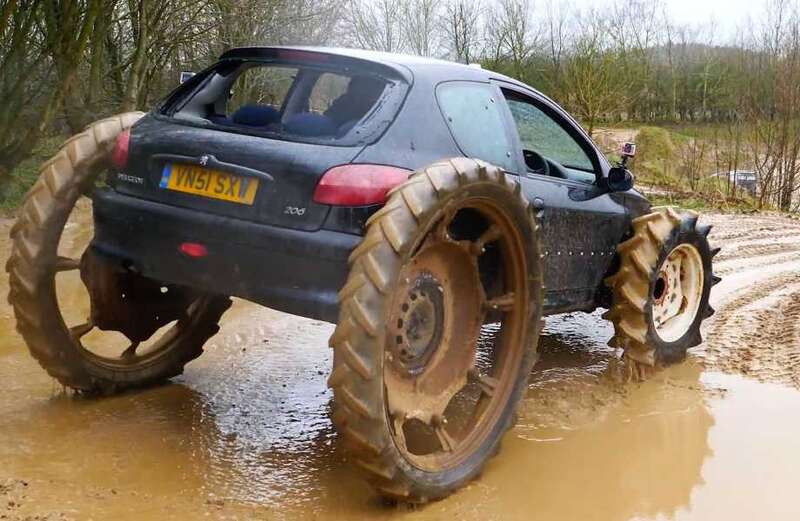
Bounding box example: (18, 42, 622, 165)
(714, 238, 800, 264)
(700, 213, 800, 388)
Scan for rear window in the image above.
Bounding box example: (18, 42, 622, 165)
(168, 61, 403, 145)
(227, 66, 296, 113)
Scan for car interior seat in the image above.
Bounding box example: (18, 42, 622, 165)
(231, 105, 281, 127)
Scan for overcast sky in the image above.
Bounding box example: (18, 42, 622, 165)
(574, 0, 768, 40)
(660, 0, 760, 27)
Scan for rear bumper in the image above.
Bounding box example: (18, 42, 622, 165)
(92, 189, 360, 322)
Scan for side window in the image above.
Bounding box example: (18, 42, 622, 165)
(504, 95, 595, 174)
(436, 82, 516, 172)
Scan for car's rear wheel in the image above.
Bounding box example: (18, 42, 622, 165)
(603, 207, 720, 379)
(329, 158, 543, 502)
(6, 113, 231, 394)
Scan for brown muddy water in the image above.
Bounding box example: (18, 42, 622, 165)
(2, 208, 800, 520)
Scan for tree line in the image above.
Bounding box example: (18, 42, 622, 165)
(2, 0, 800, 210)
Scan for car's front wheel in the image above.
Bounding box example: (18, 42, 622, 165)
(329, 158, 544, 502)
(603, 207, 720, 379)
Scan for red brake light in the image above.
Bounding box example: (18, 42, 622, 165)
(179, 242, 208, 258)
(111, 129, 130, 169)
(313, 164, 411, 206)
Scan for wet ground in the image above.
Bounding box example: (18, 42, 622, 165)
(1, 209, 800, 520)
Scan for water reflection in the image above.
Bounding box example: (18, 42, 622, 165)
(4, 308, 714, 521)
(509, 313, 713, 521)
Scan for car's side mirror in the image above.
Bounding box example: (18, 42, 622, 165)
(608, 166, 634, 192)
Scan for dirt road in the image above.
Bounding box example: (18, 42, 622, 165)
(1, 209, 799, 520)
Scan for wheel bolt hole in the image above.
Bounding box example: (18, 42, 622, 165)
(401, 303, 409, 312)
(395, 335, 403, 345)
(410, 293, 418, 301)
(654, 277, 667, 301)
(397, 318, 404, 328)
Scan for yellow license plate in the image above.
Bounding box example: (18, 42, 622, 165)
(160, 163, 258, 205)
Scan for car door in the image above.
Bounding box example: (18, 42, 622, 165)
(496, 84, 628, 313)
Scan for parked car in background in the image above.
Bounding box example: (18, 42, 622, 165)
(712, 170, 757, 196)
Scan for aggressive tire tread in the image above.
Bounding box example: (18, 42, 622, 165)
(6, 112, 231, 393)
(329, 158, 543, 502)
(604, 207, 716, 373)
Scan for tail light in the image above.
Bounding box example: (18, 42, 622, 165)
(313, 164, 411, 206)
(179, 242, 208, 258)
(110, 129, 131, 169)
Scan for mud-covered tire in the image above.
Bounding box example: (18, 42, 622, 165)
(6, 113, 232, 394)
(328, 158, 543, 502)
(603, 207, 719, 375)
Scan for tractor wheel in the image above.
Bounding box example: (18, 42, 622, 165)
(329, 158, 544, 502)
(603, 207, 720, 379)
(6, 113, 231, 394)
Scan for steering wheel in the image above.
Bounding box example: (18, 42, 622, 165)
(523, 149, 550, 177)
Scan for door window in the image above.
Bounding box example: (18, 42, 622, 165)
(436, 82, 516, 172)
(504, 93, 595, 177)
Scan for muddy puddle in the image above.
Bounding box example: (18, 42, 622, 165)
(1, 209, 800, 520)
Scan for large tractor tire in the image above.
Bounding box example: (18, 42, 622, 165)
(6, 113, 231, 394)
(328, 158, 544, 502)
(603, 207, 720, 379)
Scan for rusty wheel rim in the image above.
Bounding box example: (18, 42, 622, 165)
(384, 198, 529, 472)
(652, 243, 704, 343)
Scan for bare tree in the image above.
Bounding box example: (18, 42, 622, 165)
(402, 0, 442, 57)
(343, 0, 406, 52)
(482, 0, 537, 81)
(441, 0, 481, 63)
(0, 0, 101, 177)
(559, 11, 630, 136)
(541, 0, 571, 90)
(741, 0, 800, 210)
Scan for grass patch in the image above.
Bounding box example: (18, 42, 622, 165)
(626, 126, 685, 188)
(0, 136, 64, 214)
(648, 189, 759, 213)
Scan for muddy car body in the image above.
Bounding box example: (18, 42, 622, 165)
(8, 46, 717, 502)
(95, 46, 647, 321)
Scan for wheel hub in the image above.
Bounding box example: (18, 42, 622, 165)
(394, 273, 444, 373)
(385, 240, 483, 426)
(652, 243, 704, 342)
(79, 247, 195, 343)
(653, 273, 668, 304)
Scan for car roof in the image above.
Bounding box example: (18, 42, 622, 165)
(220, 45, 532, 90)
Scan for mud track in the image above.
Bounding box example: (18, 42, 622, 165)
(700, 213, 800, 388)
(2, 210, 800, 520)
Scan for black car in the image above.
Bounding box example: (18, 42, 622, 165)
(7, 46, 718, 502)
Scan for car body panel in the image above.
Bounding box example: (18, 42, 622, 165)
(92, 189, 357, 322)
(119, 116, 363, 231)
